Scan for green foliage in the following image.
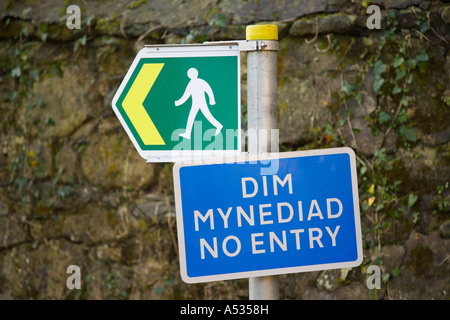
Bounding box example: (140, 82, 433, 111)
(103, 271, 128, 300)
(181, 13, 229, 44)
(361, 11, 437, 149)
(209, 13, 227, 29)
(0, 21, 73, 221)
(432, 183, 450, 215)
(323, 9, 439, 266)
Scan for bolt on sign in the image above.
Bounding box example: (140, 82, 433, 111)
(173, 148, 363, 283)
(112, 44, 241, 162)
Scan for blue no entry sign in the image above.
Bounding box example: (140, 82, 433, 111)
(173, 148, 363, 283)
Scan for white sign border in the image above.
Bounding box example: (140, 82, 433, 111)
(173, 147, 363, 284)
(112, 44, 242, 163)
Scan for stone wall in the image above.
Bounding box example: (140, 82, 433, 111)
(0, 0, 449, 299)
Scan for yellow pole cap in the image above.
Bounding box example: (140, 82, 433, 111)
(246, 24, 278, 41)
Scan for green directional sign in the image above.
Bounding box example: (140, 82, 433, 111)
(112, 44, 241, 162)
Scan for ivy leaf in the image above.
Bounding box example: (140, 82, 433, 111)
(391, 266, 400, 277)
(374, 77, 385, 92)
(85, 15, 96, 27)
(22, 7, 32, 17)
(211, 13, 227, 28)
(378, 111, 392, 124)
(397, 109, 409, 124)
(419, 22, 429, 33)
(407, 73, 414, 84)
(374, 60, 388, 75)
(416, 49, 429, 62)
(341, 81, 358, 97)
(11, 66, 21, 78)
(408, 193, 418, 208)
(29, 69, 39, 81)
(45, 116, 55, 126)
(393, 55, 405, 68)
(396, 68, 407, 80)
(392, 85, 402, 95)
(399, 125, 417, 142)
(400, 96, 409, 107)
(38, 22, 49, 42)
(407, 58, 418, 69)
(50, 63, 63, 78)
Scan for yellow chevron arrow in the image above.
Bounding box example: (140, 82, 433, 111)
(122, 63, 165, 145)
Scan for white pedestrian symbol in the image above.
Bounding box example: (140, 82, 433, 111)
(175, 68, 223, 139)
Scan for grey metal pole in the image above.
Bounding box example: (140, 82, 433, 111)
(247, 44, 278, 154)
(246, 25, 279, 300)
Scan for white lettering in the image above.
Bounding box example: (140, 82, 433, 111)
(277, 202, 294, 223)
(200, 237, 218, 259)
(307, 199, 324, 220)
(237, 205, 255, 227)
(217, 207, 232, 228)
(269, 231, 287, 252)
(298, 201, 304, 221)
(262, 175, 268, 196)
(242, 177, 258, 198)
(259, 203, 273, 225)
(325, 225, 340, 246)
(309, 228, 324, 248)
(222, 235, 241, 257)
(194, 209, 214, 231)
(327, 198, 343, 219)
(251, 233, 265, 254)
(290, 229, 304, 250)
(273, 173, 293, 195)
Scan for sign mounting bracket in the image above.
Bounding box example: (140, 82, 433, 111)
(203, 40, 279, 52)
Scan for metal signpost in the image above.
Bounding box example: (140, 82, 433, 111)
(114, 24, 363, 300)
(112, 44, 241, 162)
(206, 27, 282, 299)
(245, 24, 280, 301)
(173, 148, 363, 283)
